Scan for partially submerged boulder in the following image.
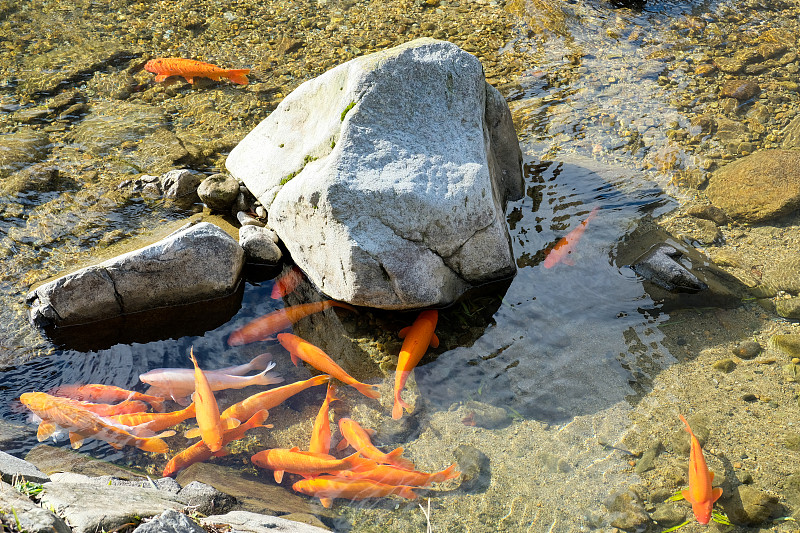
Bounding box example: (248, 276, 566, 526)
(227, 38, 523, 309)
(27, 222, 244, 328)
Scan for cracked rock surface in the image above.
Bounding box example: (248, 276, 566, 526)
(226, 38, 523, 309)
(26, 222, 244, 328)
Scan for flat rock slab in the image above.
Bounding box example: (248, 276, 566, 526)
(175, 462, 328, 517)
(201, 510, 330, 533)
(0, 450, 50, 484)
(0, 481, 70, 533)
(38, 482, 185, 533)
(27, 221, 244, 328)
(705, 149, 800, 223)
(25, 444, 147, 480)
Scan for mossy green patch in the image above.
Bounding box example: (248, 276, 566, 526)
(280, 154, 319, 185)
(340, 101, 355, 121)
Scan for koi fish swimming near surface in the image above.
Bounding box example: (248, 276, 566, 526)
(543, 206, 600, 268)
(393, 310, 439, 420)
(144, 57, 250, 85)
(680, 414, 723, 524)
(228, 301, 357, 346)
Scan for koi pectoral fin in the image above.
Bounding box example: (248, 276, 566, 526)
(430, 333, 440, 348)
(712, 487, 723, 502)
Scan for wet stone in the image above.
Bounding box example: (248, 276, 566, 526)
(201, 510, 330, 533)
(198, 173, 240, 211)
(686, 204, 729, 225)
(769, 334, 800, 357)
(24, 444, 146, 480)
(669, 416, 708, 455)
(239, 224, 283, 265)
(0, 450, 49, 484)
(764, 256, 800, 294)
(176, 481, 236, 516)
(460, 400, 512, 429)
(650, 502, 686, 528)
(722, 484, 780, 527)
(69, 101, 167, 156)
(712, 358, 737, 372)
(603, 489, 651, 531)
(705, 150, 800, 223)
(634, 441, 663, 474)
(720, 79, 761, 101)
(160, 168, 204, 201)
(775, 297, 800, 319)
(1, 163, 62, 195)
(732, 340, 761, 359)
(453, 444, 490, 493)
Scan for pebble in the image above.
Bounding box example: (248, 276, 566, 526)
(732, 340, 761, 359)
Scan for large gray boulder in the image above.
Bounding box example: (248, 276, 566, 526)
(27, 222, 244, 328)
(226, 38, 523, 309)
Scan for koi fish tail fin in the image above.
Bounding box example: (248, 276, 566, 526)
(254, 367, 284, 387)
(331, 301, 358, 313)
(386, 448, 416, 470)
(139, 437, 169, 454)
(431, 463, 461, 483)
(587, 205, 601, 221)
(148, 398, 166, 412)
(353, 382, 380, 400)
(311, 374, 332, 387)
(678, 414, 695, 437)
(396, 485, 418, 501)
(162, 461, 178, 478)
(392, 399, 405, 420)
(319, 497, 333, 509)
(250, 352, 273, 371)
(225, 69, 250, 85)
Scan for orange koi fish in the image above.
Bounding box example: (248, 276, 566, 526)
(292, 476, 417, 508)
(57, 398, 148, 417)
(309, 383, 340, 455)
(140, 352, 277, 402)
(335, 462, 460, 487)
(49, 384, 166, 412)
(543, 206, 600, 268)
(108, 403, 196, 435)
(271, 266, 305, 299)
(220, 374, 330, 423)
(393, 310, 439, 420)
(144, 57, 250, 85)
(278, 333, 380, 400)
(188, 348, 238, 452)
(228, 300, 357, 346)
(251, 447, 373, 484)
(336, 418, 415, 470)
(20, 392, 169, 453)
(163, 410, 271, 477)
(680, 414, 723, 524)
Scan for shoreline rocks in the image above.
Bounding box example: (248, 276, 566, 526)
(26, 221, 244, 328)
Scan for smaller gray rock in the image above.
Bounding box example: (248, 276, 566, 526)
(177, 481, 236, 515)
(0, 450, 50, 484)
(198, 173, 240, 211)
(776, 297, 800, 319)
(0, 481, 71, 533)
(604, 489, 651, 531)
(201, 510, 330, 533)
(732, 340, 761, 359)
(650, 502, 687, 528)
(634, 441, 663, 474)
(237, 210, 266, 227)
(239, 225, 282, 264)
(461, 400, 512, 429)
(133, 509, 205, 533)
(720, 79, 761, 101)
(723, 484, 780, 526)
(160, 169, 204, 200)
(454, 444, 490, 493)
(630, 244, 708, 292)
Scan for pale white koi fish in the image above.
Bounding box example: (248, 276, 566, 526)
(140, 353, 281, 404)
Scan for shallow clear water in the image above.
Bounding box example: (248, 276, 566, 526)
(0, 0, 795, 530)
